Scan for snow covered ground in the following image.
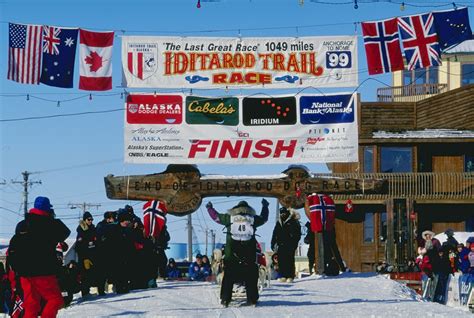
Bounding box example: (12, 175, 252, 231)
(58, 273, 472, 317)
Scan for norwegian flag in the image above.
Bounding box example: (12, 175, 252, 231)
(362, 18, 404, 75)
(11, 293, 24, 318)
(398, 13, 441, 70)
(307, 193, 336, 233)
(143, 200, 167, 239)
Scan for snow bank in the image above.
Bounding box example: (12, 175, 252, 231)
(58, 272, 471, 317)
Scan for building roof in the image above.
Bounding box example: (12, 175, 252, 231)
(373, 129, 474, 139)
(444, 39, 474, 54)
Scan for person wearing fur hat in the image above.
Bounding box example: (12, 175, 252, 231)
(75, 211, 98, 298)
(419, 230, 442, 301)
(7, 196, 71, 318)
(271, 207, 301, 283)
(206, 199, 269, 307)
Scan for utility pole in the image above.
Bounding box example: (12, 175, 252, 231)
(12, 171, 42, 218)
(187, 214, 193, 262)
(210, 229, 216, 252)
(205, 228, 208, 256)
(68, 202, 101, 219)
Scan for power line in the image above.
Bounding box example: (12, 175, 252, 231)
(11, 171, 42, 217)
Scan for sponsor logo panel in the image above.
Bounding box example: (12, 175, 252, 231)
(126, 43, 158, 80)
(242, 97, 296, 126)
(300, 94, 354, 125)
(185, 96, 239, 126)
(126, 94, 183, 124)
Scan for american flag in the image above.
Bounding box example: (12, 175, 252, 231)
(8, 22, 43, 84)
(398, 13, 441, 70)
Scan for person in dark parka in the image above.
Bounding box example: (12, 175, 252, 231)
(75, 211, 98, 297)
(304, 221, 315, 275)
(206, 199, 269, 307)
(271, 207, 301, 282)
(8, 196, 70, 318)
(101, 210, 135, 294)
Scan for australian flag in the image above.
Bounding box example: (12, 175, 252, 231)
(434, 7, 472, 51)
(40, 26, 78, 88)
(362, 18, 404, 75)
(398, 13, 441, 70)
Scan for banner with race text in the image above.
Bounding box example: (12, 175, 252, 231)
(124, 92, 358, 164)
(122, 36, 358, 89)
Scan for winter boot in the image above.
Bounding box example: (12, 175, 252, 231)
(221, 299, 230, 308)
(286, 278, 294, 283)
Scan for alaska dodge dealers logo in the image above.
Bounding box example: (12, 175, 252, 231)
(126, 94, 183, 124)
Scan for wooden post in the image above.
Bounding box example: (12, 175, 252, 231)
(386, 199, 395, 266)
(406, 198, 414, 260)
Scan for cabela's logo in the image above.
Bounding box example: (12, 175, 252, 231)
(127, 43, 158, 80)
(185, 97, 239, 126)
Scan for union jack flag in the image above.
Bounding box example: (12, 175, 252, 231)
(307, 193, 336, 233)
(398, 13, 441, 70)
(42, 26, 61, 55)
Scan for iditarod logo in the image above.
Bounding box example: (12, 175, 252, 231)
(127, 43, 158, 80)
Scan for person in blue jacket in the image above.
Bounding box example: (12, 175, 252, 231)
(457, 243, 470, 274)
(188, 254, 210, 281)
(166, 258, 181, 279)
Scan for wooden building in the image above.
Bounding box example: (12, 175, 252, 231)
(325, 57, 474, 272)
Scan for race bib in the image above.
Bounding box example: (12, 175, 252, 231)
(230, 215, 254, 241)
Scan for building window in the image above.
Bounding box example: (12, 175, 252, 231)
(466, 155, 474, 172)
(363, 146, 375, 173)
(461, 64, 474, 86)
(380, 147, 413, 173)
(403, 67, 439, 86)
(364, 212, 375, 243)
(380, 212, 387, 242)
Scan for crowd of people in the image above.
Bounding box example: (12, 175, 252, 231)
(0, 196, 171, 317)
(5, 192, 468, 313)
(416, 229, 474, 303)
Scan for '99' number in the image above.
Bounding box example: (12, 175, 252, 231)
(326, 51, 352, 69)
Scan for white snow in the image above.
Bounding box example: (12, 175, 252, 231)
(58, 273, 472, 317)
(435, 232, 474, 246)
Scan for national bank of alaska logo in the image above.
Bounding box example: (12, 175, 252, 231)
(300, 94, 354, 125)
(126, 94, 183, 124)
(242, 97, 296, 126)
(185, 96, 239, 126)
(127, 43, 158, 80)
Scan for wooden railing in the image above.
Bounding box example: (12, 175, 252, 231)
(314, 172, 474, 201)
(377, 83, 449, 102)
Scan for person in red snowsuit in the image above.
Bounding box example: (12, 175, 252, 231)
(8, 196, 71, 318)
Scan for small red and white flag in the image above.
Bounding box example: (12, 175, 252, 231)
(79, 29, 114, 91)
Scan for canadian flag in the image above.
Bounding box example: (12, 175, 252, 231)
(79, 29, 114, 91)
